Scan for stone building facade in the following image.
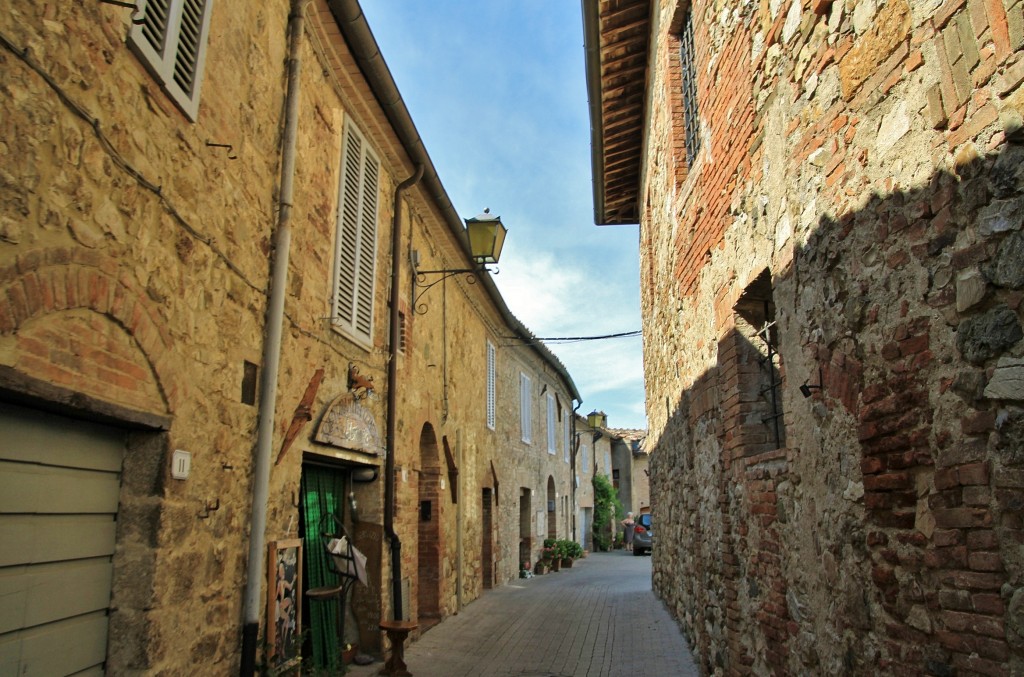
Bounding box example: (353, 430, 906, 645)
(0, 0, 579, 674)
(609, 427, 650, 515)
(586, 0, 1024, 675)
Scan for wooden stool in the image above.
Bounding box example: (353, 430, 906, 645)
(378, 620, 418, 676)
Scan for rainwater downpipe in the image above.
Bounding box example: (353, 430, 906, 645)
(239, 1, 305, 673)
(456, 431, 463, 610)
(386, 164, 424, 621)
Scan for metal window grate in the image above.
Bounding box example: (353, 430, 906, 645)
(754, 308, 784, 447)
(678, 12, 701, 165)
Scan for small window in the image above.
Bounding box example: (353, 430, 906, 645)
(546, 394, 557, 454)
(678, 9, 701, 165)
(486, 341, 496, 430)
(129, 0, 214, 121)
(331, 122, 380, 346)
(582, 443, 590, 472)
(563, 413, 570, 463)
(398, 311, 408, 354)
(734, 269, 786, 449)
(520, 373, 532, 444)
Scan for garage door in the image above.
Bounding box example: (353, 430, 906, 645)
(0, 402, 125, 676)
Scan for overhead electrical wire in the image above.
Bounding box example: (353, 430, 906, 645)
(503, 329, 642, 346)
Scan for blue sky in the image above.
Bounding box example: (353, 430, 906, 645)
(360, 2, 647, 430)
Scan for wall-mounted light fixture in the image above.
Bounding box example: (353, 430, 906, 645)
(587, 410, 605, 441)
(351, 467, 379, 483)
(799, 369, 823, 398)
(413, 209, 507, 314)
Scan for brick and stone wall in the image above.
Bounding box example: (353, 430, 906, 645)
(643, 0, 1024, 674)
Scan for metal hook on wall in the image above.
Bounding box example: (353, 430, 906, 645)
(205, 141, 238, 160)
(98, 0, 147, 24)
(197, 498, 220, 519)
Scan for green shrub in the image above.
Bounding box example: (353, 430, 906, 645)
(592, 473, 623, 551)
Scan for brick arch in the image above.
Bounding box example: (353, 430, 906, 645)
(416, 422, 443, 627)
(0, 249, 173, 416)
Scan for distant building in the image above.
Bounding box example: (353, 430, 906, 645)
(609, 427, 650, 517)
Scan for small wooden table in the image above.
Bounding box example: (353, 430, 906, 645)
(378, 620, 418, 676)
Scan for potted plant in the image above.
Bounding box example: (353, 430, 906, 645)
(542, 539, 560, 571)
(560, 540, 583, 567)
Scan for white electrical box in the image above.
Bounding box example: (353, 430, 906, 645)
(171, 449, 191, 480)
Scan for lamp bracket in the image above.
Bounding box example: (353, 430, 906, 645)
(413, 266, 496, 315)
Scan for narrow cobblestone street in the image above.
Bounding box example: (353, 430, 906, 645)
(347, 552, 699, 677)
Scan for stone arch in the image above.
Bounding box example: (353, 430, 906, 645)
(417, 422, 442, 627)
(0, 249, 173, 416)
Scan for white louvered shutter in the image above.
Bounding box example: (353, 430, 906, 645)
(486, 341, 496, 430)
(129, 0, 213, 121)
(332, 124, 380, 345)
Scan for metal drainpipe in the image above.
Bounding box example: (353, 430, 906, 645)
(571, 401, 582, 543)
(239, 1, 305, 673)
(456, 431, 463, 610)
(386, 164, 424, 621)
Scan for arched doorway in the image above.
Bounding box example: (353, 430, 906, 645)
(547, 476, 557, 539)
(417, 424, 442, 628)
(482, 488, 494, 589)
(519, 488, 532, 569)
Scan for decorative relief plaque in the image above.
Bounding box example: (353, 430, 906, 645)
(314, 394, 385, 457)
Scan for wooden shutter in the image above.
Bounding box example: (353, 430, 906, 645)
(546, 394, 556, 454)
(129, 0, 213, 121)
(520, 373, 532, 444)
(563, 413, 570, 462)
(486, 341, 496, 430)
(332, 123, 380, 345)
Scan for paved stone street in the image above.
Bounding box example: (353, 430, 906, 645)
(346, 551, 699, 677)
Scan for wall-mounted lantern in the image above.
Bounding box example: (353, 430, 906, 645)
(413, 209, 507, 314)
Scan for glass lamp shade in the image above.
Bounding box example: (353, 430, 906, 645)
(465, 210, 507, 265)
(587, 410, 604, 429)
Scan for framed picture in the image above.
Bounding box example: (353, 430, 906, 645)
(267, 538, 303, 671)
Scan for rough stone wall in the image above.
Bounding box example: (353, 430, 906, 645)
(1, 0, 581, 671)
(644, 0, 1024, 675)
(0, 1, 290, 671)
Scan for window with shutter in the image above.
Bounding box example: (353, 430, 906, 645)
(331, 123, 381, 346)
(546, 394, 556, 454)
(520, 373, 532, 444)
(486, 341, 496, 430)
(563, 413, 570, 463)
(129, 0, 214, 121)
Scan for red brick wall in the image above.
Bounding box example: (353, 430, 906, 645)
(644, 0, 1024, 674)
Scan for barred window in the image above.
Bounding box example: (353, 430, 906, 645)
(678, 10, 701, 165)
